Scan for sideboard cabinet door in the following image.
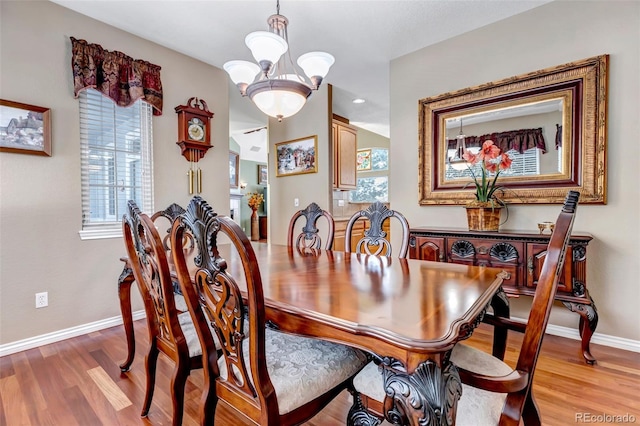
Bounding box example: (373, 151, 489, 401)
(409, 236, 445, 262)
(526, 243, 574, 293)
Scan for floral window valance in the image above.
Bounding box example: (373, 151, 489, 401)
(447, 128, 547, 154)
(70, 37, 163, 115)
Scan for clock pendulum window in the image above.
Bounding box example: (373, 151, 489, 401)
(175, 97, 214, 194)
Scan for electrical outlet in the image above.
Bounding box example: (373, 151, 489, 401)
(35, 292, 48, 308)
(338, 199, 345, 206)
(294, 198, 299, 207)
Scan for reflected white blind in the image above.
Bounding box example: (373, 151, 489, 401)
(80, 89, 154, 229)
(504, 148, 540, 176)
(445, 148, 540, 180)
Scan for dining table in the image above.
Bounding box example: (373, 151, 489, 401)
(117, 242, 508, 425)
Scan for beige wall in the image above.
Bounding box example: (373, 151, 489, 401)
(0, 1, 230, 343)
(390, 1, 640, 341)
(267, 85, 332, 246)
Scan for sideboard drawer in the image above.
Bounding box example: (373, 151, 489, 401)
(447, 238, 524, 287)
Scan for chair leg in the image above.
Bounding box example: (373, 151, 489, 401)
(170, 362, 189, 426)
(347, 387, 383, 426)
(522, 391, 542, 426)
(199, 384, 218, 426)
(141, 342, 159, 417)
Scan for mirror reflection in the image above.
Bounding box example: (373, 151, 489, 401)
(443, 98, 565, 183)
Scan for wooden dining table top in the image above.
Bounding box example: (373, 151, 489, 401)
(213, 242, 507, 366)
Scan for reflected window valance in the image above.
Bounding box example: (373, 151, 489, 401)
(70, 37, 163, 115)
(447, 128, 547, 154)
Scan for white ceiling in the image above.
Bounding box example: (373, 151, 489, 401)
(51, 0, 551, 160)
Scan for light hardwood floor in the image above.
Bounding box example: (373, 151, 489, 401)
(1, 320, 638, 425)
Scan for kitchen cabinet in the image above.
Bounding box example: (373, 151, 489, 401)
(332, 117, 357, 190)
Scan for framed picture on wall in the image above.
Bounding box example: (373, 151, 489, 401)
(357, 148, 372, 170)
(258, 164, 268, 185)
(229, 150, 239, 188)
(0, 99, 52, 156)
(274, 135, 318, 177)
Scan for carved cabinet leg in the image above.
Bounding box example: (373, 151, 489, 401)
(562, 293, 598, 365)
(380, 357, 462, 426)
(118, 264, 136, 372)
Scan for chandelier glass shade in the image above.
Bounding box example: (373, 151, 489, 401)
(223, 1, 334, 121)
(448, 120, 469, 171)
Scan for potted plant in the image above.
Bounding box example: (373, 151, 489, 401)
(462, 140, 512, 231)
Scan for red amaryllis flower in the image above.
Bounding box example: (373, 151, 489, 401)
(499, 154, 513, 170)
(462, 140, 512, 203)
(478, 140, 501, 160)
(485, 162, 499, 173)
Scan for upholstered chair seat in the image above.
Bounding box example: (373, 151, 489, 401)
(450, 343, 511, 425)
(218, 328, 367, 415)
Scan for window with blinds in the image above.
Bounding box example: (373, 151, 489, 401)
(79, 89, 154, 239)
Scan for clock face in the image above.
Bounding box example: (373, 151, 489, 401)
(187, 117, 205, 141)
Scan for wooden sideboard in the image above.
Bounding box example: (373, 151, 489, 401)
(409, 227, 598, 364)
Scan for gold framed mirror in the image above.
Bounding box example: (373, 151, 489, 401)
(419, 55, 608, 205)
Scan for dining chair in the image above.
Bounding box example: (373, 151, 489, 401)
(348, 190, 581, 426)
(345, 201, 410, 258)
(122, 200, 205, 426)
(171, 196, 368, 425)
(287, 201, 335, 250)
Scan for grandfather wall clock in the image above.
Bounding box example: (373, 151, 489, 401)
(175, 97, 214, 194)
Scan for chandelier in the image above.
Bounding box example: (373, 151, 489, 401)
(448, 119, 469, 171)
(223, 0, 334, 122)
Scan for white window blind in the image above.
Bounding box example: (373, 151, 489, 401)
(79, 89, 154, 239)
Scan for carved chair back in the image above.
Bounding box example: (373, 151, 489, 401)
(494, 190, 580, 423)
(345, 201, 410, 258)
(122, 200, 201, 425)
(171, 196, 279, 424)
(287, 202, 335, 250)
(151, 203, 194, 252)
(171, 196, 367, 425)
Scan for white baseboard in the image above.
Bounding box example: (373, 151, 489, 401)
(0, 310, 146, 357)
(510, 316, 640, 353)
(544, 323, 640, 353)
(1, 312, 638, 357)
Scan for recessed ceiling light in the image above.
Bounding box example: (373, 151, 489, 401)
(352, 98, 366, 104)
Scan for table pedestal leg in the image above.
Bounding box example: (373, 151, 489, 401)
(490, 287, 510, 360)
(381, 357, 462, 426)
(118, 264, 136, 372)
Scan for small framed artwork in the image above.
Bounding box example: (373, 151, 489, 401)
(258, 164, 268, 185)
(275, 135, 318, 177)
(0, 99, 51, 156)
(356, 149, 372, 171)
(229, 150, 239, 188)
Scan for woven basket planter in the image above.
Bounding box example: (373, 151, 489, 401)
(465, 204, 502, 231)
